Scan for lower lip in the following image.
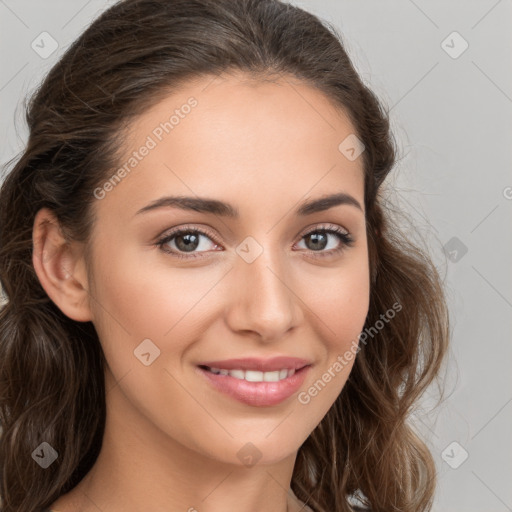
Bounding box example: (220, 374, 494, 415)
(197, 365, 311, 407)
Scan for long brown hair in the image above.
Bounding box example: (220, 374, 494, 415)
(0, 1, 450, 510)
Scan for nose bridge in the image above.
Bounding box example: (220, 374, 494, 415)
(227, 234, 301, 339)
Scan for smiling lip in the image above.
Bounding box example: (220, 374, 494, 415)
(196, 357, 312, 407)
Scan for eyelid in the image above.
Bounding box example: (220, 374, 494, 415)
(298, 222, 350, 238)
(156, 224, 221, 246)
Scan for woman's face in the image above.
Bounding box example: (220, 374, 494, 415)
(86, 72, 370, 466)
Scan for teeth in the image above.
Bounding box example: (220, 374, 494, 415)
(229, 369, 245, 380)
(207, 367, 296, 382)
(263, 371, 280, 382)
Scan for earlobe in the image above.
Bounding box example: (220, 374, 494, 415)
(32, 208, 93, 322)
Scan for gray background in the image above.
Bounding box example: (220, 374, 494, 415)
(1, 1, 511, 511)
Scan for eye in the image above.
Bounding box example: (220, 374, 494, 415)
(156, 226, 221, 260)
(295, 224, 354, 258)
(155, 223, 354, 260)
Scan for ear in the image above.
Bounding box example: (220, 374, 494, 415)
(32, 208, 93, 322)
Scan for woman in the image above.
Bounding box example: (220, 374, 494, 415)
(0, 0, 450, 511)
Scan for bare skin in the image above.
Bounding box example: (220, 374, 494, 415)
(33, 71, 370, 512)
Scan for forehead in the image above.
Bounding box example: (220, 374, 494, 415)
(96, 72, 365, 220)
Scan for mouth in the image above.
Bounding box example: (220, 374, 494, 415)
(196, 361, 312, 407)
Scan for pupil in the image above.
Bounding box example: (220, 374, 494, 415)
(177, 233, 199, 252)
(308, 232, 327, 250)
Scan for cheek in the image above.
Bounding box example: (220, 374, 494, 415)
(294, 266, 369, 426)
(86, 247, 229, 446)
(89, 241, 212, 338)
(295, 257, 369, 405)
(88, 243, 231, 378)
(330, 264, 370, 346)
(298, 254, 370, 350)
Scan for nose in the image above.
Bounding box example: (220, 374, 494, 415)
(224, 245, 304, 342)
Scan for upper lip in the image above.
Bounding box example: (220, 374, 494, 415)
(198, 356, 312, 372)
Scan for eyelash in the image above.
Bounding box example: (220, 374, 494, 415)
(155, 224, 354, 260)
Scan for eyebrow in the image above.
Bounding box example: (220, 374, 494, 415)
(134, 192, 363, 218)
